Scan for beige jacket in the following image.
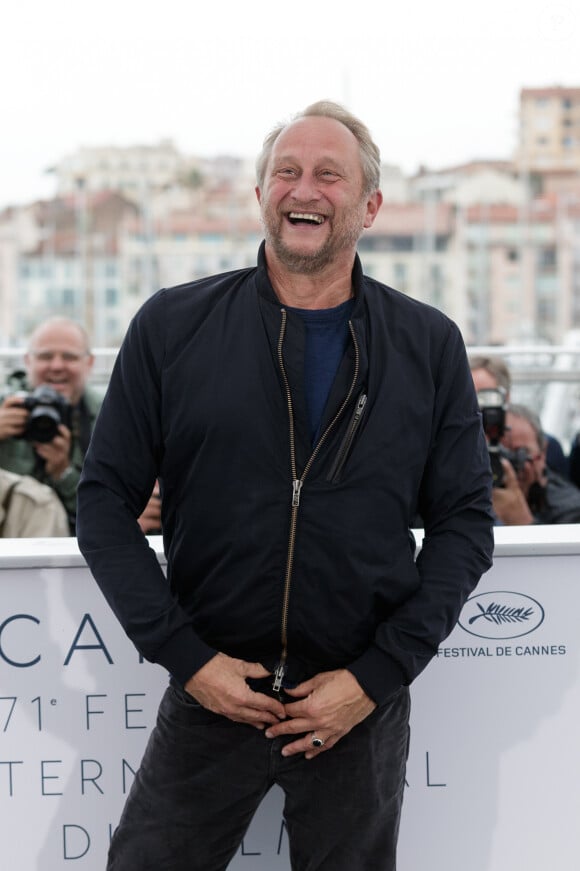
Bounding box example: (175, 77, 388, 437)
(0, 469, 69, 537)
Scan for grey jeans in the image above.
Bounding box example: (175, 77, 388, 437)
(107, 681, 410, 871)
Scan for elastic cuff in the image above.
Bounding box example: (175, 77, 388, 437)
(348, 646, 407, 706)
(152, 624, 217, 685)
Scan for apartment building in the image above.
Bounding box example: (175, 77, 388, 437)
(2, 89, 580, 350)
(52, 140, 187, 199)
(517, 86, 580, 172)
(0, 192, 138, 346)
(3, 180, 580, 349)
(358, 201, 458, 318)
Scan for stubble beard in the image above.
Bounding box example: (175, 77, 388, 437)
(262, 204, 364, 275)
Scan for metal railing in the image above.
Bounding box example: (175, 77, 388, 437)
(2, 338, 580, 447)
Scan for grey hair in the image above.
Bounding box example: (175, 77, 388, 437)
(255, 100, 381, 195)
(468, 354, 512, 395)
(507, 403, 547, 452)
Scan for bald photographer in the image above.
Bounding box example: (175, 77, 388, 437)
(0, 316, 162, 535)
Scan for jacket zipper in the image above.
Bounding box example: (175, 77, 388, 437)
(326, 392, 367, 483)
(273, 308, 360, 692)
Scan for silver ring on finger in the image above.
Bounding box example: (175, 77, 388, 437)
(311, 733, 325, 748)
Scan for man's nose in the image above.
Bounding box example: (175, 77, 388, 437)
(291, 172, 321, 202)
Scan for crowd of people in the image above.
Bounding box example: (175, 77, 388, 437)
(469, 354, 580, 525)
(2, 326, 580, 539)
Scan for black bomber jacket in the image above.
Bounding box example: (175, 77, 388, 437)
(77, 243, 494, 705)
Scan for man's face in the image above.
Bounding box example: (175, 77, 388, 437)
(25, 322, 94, 405)
(471, 367, 500, 394)
(256, 116, 381, 275)
(501, 413, 547, 498)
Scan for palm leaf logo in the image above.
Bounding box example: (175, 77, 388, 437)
(468, 601, 534, 626)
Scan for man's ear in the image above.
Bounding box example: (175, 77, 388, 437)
(363, 190, 383, 229)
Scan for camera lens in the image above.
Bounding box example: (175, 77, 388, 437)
(26, 405, 62, 442)
(20, 384, 71, 443)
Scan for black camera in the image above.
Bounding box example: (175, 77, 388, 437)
(17, 385, 72, 443)
(499, 445, 530, 475)
(477, 387, 507, 487)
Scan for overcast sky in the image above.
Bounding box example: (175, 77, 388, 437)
(1, 0, 577, 209)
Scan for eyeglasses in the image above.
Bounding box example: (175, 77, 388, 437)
(29, 351, 88, 364)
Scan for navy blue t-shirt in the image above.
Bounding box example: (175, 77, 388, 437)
(288, 298, 355, 445)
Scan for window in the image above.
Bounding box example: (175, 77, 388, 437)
(537, 299, 556, 321)
(537, 247, 556, 269)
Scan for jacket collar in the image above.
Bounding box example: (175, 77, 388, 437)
(255, 239, 368, 317)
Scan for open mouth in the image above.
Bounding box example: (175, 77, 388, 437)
(288, 212, 325, 226)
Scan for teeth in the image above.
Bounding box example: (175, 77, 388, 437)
(288, 212, 325, 225)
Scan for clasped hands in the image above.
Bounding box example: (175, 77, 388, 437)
(184, 652, 376, 760)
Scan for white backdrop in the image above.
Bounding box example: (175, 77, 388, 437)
(0, 527, 579, 870)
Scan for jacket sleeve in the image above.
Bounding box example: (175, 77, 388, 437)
(76, 292, 217, 684)
(349, 322, 495, 705)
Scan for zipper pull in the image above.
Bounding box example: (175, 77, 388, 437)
(354, 394, 367, 419)
(272, 663, 286, 693)
(292, 479, 302, 507)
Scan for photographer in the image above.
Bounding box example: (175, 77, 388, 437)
(493, 404, 580, 525)
(470, 354, 569, 478)
(0, 316, 162, 536)
(0, 317, 100, 533)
